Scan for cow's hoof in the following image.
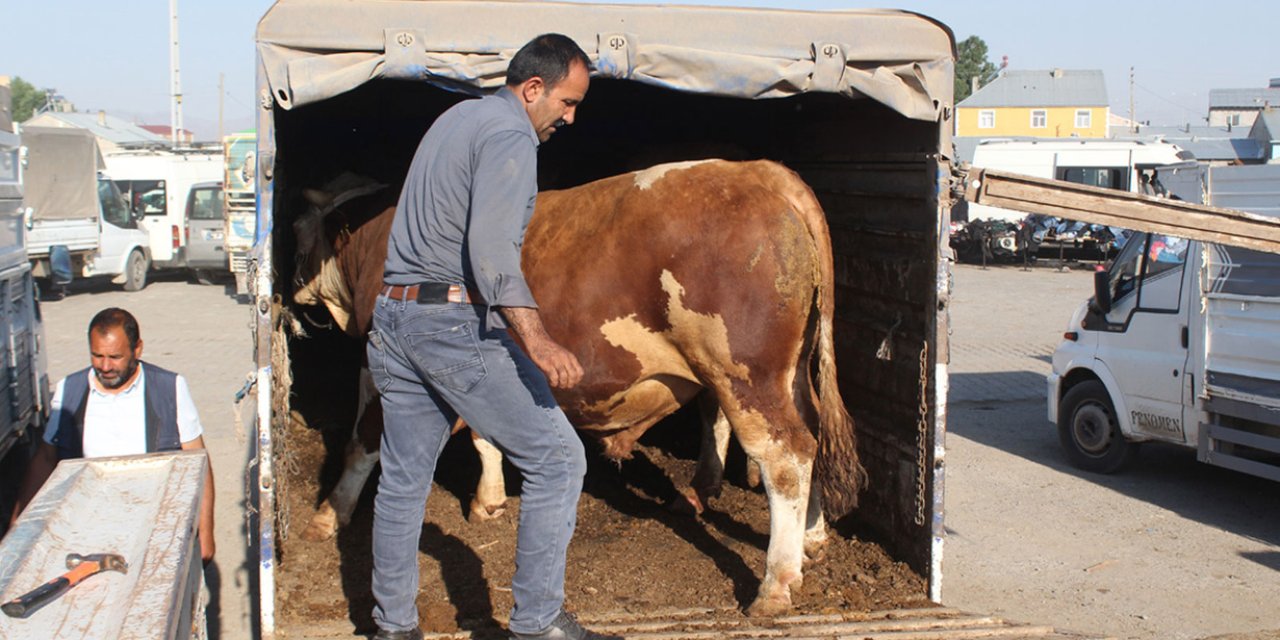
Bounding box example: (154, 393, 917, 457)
(302, 505, 339, 542)
(667, 488, 704, 516)
(804, 530, 830, 563)
(746, 592, 792, 618)
(468, 499, 507, 522)
(802, 545, 827, 566)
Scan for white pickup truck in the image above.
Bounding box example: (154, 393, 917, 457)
(1049, 163, 1280, 481)
(21, 127, 151, 292)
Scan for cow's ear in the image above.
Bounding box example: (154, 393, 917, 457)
(303, 188, 334, 208)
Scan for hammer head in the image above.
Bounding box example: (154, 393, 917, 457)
(65, 553, 128, 574)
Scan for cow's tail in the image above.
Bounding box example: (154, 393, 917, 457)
(764, 160, 866, 518)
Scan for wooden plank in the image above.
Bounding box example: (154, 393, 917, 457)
(282, 607, 1103, 640)
(963, 167, 1280, 254)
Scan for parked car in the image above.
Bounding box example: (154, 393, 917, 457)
(184, 181, 226, 281)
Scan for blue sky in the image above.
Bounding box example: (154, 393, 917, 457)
(2, 1, 1275, 140)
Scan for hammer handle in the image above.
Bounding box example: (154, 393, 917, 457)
(2, 576, 71, 618)
(1, 560, 100, 618)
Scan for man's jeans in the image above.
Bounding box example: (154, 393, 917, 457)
(366, 295, 586, 634)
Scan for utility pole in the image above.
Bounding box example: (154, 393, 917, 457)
(1129, 66, 1136, 133)
(169, 0, 184, 148)
(218, 72, 225, 144)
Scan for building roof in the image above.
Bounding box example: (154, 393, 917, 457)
(1252, 110, 1280, 140)
(27, 112, 168, 146)
(138, 124, 195, 138)
(1208, 88, 1280, 110)
(957, 69, 1108, 108)
(1110, 125, 1264, 163)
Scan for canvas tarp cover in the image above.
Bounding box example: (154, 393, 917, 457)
(22, 126, 103, 221)
(256, 0, 955, 122)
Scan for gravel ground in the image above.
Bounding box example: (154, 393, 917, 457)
(24, 263, 1280, 640)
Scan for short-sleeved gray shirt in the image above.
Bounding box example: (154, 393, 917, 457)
(383, 88, 539, 329)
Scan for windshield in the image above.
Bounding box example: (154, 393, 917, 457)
(188, 186, 224, 220)
(98, 179, 132, 228)
(1107, 232, 1146, 303)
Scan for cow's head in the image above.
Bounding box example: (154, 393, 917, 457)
(291, 174, 386, 334)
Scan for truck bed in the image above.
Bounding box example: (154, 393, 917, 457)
(27, 218, 99, 257)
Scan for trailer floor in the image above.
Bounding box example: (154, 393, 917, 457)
(273, 395, 932, 638)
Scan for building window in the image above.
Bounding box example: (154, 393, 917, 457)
(979, 110, 995, 129)
(1229, 113, 1241, 126)
(1075, 109, 1092, 129)
(1031, 110, 1047, 128)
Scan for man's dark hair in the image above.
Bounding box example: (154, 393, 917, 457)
(89, 307, 141, 350)
(506, 33, 591, 89)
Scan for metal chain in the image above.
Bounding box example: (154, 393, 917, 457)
(914, 341, 930, 527)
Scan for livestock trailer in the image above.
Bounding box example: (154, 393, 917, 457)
(249, 2, 999, 637)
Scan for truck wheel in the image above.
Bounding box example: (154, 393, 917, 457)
(123, 250, 149, 292)
(1057, 380, 1137, 474)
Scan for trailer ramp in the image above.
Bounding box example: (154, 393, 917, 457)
(285, 607, 1107, 639)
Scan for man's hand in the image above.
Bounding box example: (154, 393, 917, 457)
(500, 307, 583, 389)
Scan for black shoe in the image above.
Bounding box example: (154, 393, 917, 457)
(372, 628, 423, 640)
(509, 610, 623, 640)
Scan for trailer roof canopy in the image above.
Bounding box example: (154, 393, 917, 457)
(256, 0, 955, 122)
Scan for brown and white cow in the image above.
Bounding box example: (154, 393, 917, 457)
(291, 159, 865, 615)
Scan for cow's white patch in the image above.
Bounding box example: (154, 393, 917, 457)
(470, 434, 508, 519)
(633, 159, 715, 190)
(586, 269, 750, 426)
(659, 270, 751, 383)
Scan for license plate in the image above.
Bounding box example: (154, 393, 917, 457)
(203, 229, 224, 241)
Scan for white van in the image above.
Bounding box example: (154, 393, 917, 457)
(968, 139, 1194, 224)
(104, 149, 223, 269)
(1048, 163, 1280, 481)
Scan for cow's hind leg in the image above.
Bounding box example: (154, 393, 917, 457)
(803, 474, 829, 563)
(302, 367, 382, 542)
(469, 432, 508, 520)
(672, 392, 731, 515)
(724, 400, 816, 617)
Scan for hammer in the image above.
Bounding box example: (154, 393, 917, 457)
(1, 553, 128, 618)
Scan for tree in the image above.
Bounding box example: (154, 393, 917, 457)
(955, 36, 998, 103)
(10, 77, 48, 123)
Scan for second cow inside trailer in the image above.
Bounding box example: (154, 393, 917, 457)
(252, 2, 972, 638)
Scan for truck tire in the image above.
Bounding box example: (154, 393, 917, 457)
(1057, 380, 1138, 474)
(123, 250, 149, 292)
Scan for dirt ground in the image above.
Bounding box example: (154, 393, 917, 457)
(275, 380, 930, 637)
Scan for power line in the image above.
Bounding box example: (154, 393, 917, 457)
(1132, 81, 1205, 119)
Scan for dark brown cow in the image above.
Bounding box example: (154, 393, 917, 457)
(291, 159, 865, 615)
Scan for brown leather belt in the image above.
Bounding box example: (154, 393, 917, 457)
(380, 283, 479, 304)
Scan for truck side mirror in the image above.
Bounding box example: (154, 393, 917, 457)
(1091, 268, 1112, 315)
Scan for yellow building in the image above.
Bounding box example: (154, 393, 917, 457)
(956, 69, 1109, 139)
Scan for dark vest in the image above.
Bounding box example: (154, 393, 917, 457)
(52, 362, 183, 460)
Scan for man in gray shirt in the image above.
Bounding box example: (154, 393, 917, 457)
(369, 34, 619, 640)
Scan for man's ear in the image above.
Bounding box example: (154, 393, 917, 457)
(520, 76, 545, 104)
(134, 338, 144, 359)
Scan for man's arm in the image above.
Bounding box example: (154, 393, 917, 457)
(8, 441, 59, 530)
(501, 306, 583, 389)
(180, 435, 216, 563)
